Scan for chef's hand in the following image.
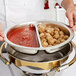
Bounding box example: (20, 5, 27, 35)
(66, 7, 76, 31)
(0, 24, 4, 41)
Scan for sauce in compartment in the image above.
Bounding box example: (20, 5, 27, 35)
(7, 25, 40, 47)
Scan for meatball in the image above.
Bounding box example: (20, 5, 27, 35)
(38, 24, 46, 33)
(38, 24, 69, 47)
(55, 40, 61, 44)
(64, 35, 69, 40)
(48, 45, 52, 47)
(60, 39, 65, 42)
(54, 34, 60, 39)
(48, 39, 56, 45)
(54, 31, 60, 39)
(42, 41, 48, 47)
(59, 31, 64, 35)
(46, 27, 54, 33)
(40, 33, 46, 39)
(41, 38, 47, 42)
(54, 27, 60, 31)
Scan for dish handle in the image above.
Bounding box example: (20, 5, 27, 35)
(0, 42, 10, 65)
(56, 42, 76, 72)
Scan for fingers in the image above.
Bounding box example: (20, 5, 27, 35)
(66, 8, 76, 31)
(0, 32, 4, 37)
(0, 32, 4, 41)
(0, 24, 4, 41)
(66, 12, 73, 27)
(0, 36, 4, 41)
(71, 11, 76, 31)
(72, 25, 76, 31)
(74, 13, 76, 25)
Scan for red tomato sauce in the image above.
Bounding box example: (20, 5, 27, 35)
(7, 26, 40, 47)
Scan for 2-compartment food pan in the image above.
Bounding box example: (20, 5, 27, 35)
(4, 21, 74, 54)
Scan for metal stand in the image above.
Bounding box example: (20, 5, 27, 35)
(26, 74, 47, 76)
(25, 71, 56, 76)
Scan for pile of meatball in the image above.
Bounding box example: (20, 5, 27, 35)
(38, 24, 69, 47)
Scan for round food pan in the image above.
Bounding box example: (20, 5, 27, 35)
(4, 21, 74, 54)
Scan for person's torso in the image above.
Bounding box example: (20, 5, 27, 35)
(5, 0, 56, 27)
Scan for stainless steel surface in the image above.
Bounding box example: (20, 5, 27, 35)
(56, 42, 76, 72)
(27, 74, 46, 76)
(5, 43, 72, 74)
(4, 21, 74, 54)
(6, 43, 72, 62)
(0, 42, 76, 75)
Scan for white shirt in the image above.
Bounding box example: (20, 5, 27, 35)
(0, 0, 63, 30)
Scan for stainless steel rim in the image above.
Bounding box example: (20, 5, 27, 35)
(4, 21, 74, 53)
